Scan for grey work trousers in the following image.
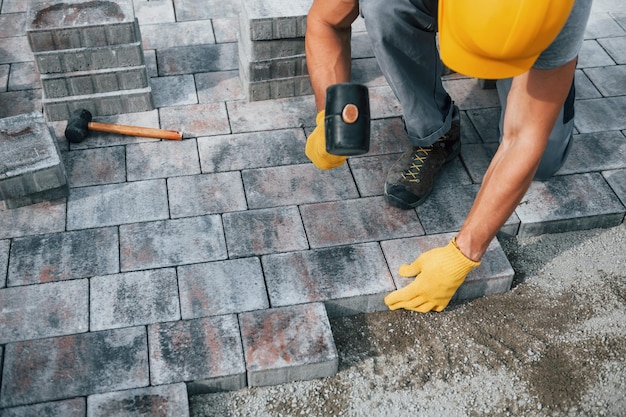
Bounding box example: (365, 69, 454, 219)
(359, 0, 591, 179)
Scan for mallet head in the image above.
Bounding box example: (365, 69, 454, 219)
(65, 109, 93, 143)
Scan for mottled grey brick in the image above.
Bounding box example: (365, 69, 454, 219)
(558, 131, 626, 175)
(126, 139, 200, 181)
(0, 239, 9, 288)
(88, 383, 190, 417)
(0, 398, 86, 417)
(0, 198, 66, 239)
(156, 44, 237, 76)
(64, 146, 127, 187)
(603, 168, 626, 207)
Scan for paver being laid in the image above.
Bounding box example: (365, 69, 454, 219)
(0, 0, 625, 415)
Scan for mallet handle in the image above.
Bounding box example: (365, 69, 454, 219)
(88, 122, 182, 141)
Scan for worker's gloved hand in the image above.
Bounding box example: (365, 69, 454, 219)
(306, 110, 347, 170)
(384, 238, 480, 313)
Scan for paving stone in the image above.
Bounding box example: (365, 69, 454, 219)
(141, 21, 215, 50)
(90, 268, 180, 331)
(443, 78, 500, 110)
(177, 257, 269, 319)
(64, 146, 126, 187)
(126, 139, 200, 181)
(300, 196, 424, 248)
(598, 36, 626, 64)
(367, 85, 403, 119)
(0, 239, 8, 288)
(0, 11, 25, 37)
(515, 172, 626, 237)
(578, 39, 617, 68)
(240, 0, 309, 41)
(465, 107, 501, 143)
(367, 117, 411, 154)
(242, 163, 359, 209)
(0, 279, 88, 344)
(380, 232, 514, 302)
(0, 397, 86, 417)
(262, 242, 395, 316)
(238, 23, 305, 62)
(88, 383, 190, 417)
(584, 65, 626, 96)
(575, 69, 602, 99)
(0, 198, 66, 239)
(66, 180, 169, 230)
(8, 61, 40, 91)
(198, 128, 307, 173)
(173, 0, 239, 21)
(0, 327, 149, 408)
(8, 227, 119, 286)
(603, 168, 626, 206)
(575, 96, 626, 133)
(3, 183, 69, 209)
(148, 315, 246, 392)
(168, 172, 247, 218)
(584, 11, 626, 39)
(0, 36, 32, 65)
(133, 0, 176, 24)
(241, 72, 313, 101)
(558, 131, 626, 175)
(119, 215, 227, 271)
(239, 303, 338, 387)
(348, 153, 400, 198)
(0, 89, 42, 119)
(227, 95, 316, 133)
(223, 206, 309, 258)
(195, 70, 246, 104)
(0, 112, 67, 201)
(213, 17, 239, 43)
(156, 43, 238, 76)
(150, 74, 198, 107)
(459, 111, 484, 144)
(2, 0, 28, 13)
(0, 64, 8, 92)
(460, 142, 499, 183)
(351, 57, 388, 88)
(158, 103, 230, 138)
(144, 49, 158, 77)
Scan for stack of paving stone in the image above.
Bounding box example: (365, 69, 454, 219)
(238, 0, 313, 101)
(25, 0, 153, 121)
(0, 112, 68, 209)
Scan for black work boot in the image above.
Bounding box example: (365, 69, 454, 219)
(384, 121, 461, 209)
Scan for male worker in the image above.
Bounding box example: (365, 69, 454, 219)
(305, 0, 592, 313)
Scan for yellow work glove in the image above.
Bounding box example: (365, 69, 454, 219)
(305, 110, 347, 170)
(384, 238, 480, 313)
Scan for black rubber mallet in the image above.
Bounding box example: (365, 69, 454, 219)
(64, 109, 183, 144)
(324, 83, 370, 156)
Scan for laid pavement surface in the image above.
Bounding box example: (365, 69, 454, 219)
(0, 0, 624, 415)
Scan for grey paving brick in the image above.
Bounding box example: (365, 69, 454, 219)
(90, 268, 180, 331)
(558, 131, 626, 175)
(156, 44, 237, 76)
(198, 128, 308, 173)
(148, 315, 246, 391)
(349, 153, 399, 198)
(126, 139, 200, 181)
(584, 11, 626, 39)
(239, 303, 338, 387)
(42, 86, 154, 121)
(243, 74, 313, 101)
(242, 54, 308, 82)
(459, 111, 484, 144)
(598, 36, 626, 64)
(7, 61, 41, 91)
(40, 66, 149, 99)
(195, 70, 246, 104)
(8, 227, 119, 286)
(351, 57, 387, 88)
(173, 0, 239, 21)
(0, 279, 88, 344)
(150, 74, 198, 107)
(158, 103, 230, 138)
(0, 11, 25, 38)
(67, 180, 168, 229)
(64, 146, 127, 187)
(141, 21, 215, 50)
(0, 198, 66, 239)
(0, 89, 42, 119)
(240, 0, 309, 41)
(119, 215, 227, 271)
(177, 257, 269, 319)
(301, 196, 424, 248)
(584, 65, 626, 96)
(223, 206, 308, 258)
(0, 112, 67, 200)
(575, 69, 603, 99)
(242, 164, 359, 209)
(88, 383, 190, 417)
(367, 117, 412, 153)
(380, 233, 514, 302)
(168, 172, 247, 218)
(0, 36, 32, 65)
(460, 142, 499, 183)
(227, 95, 316, 133)
(0, 327, 149, 408)
(603, 168, 626, 207)
(262, 242, 395, 316)
(3, 183, 69, 209)
(578, 40, 617, 68)
(133, 0, 176, 24)
(238, 22, 305, 62)
(0, 397, 86, 417)
(0, 239, 8, 288)
(443, 78, 500, 111)
(213, 17, 239, 43)
(516, 172, 626, 237)
(368, 85, 405, 119)
(575, 96, 626, 133)
(465, 107, 501, 143)
(0, 64, 8, 92)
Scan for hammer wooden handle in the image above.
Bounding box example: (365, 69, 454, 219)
(88, 121, 183, 141)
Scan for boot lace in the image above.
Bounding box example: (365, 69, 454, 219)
(401, 146, 433, 183)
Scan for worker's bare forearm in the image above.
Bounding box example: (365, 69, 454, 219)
(306, 0, 359, 110)
(455, 60, 578, 261)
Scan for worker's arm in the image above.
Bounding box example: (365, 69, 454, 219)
(306, 0, 359, 111)
(385, 59, 577, 312)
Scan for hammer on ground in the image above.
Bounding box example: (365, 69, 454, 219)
(64, 109, 183, 143)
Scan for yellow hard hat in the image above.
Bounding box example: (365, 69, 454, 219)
(438, 0, 575, 79)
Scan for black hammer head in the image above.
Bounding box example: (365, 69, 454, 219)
(64, 109, 93, 143)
